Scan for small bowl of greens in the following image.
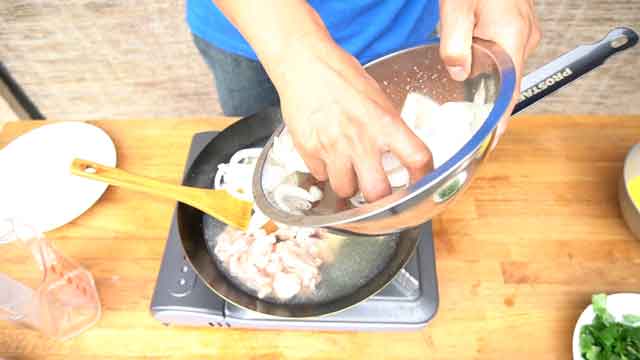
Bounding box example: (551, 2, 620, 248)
(573, 293, 640, 360)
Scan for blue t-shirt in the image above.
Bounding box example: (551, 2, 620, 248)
(186, 0, 440, 65)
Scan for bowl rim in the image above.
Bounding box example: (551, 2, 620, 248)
(253, 37, 517, 228)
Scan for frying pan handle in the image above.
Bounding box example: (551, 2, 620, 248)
(512, 27, 638, 115)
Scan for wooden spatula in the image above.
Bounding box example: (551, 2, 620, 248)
(70, 158, 253, 231)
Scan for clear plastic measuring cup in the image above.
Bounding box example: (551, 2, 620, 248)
(0, 219, 100, 340)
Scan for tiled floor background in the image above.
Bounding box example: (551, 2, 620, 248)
(0, 0, 638, 121)
(0, 0, 218, 120)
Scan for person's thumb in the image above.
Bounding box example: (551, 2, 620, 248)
(439, 0, 475, 82)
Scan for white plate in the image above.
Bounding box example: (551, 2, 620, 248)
(572, 293, 640, 359)
(0, 122, 116, 233)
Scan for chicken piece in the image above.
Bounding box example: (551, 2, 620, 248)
(228, 252, 249, 277)
(264, 254, 284, 275)
(276, 242, 320, 275)
(247, 232, 276, 269)
(275, 241, 321, 291)
(214, 216, 333, 301)
(299, 270, 321, 293)
(213, 231, 233, 260)
(214, 230, 251, 266)
(243, 264, 273, 298)
(292, 233, 320, 258)
(272, 272, 302, 300)
(299, 267, 321, 290)
(274, 227, 297, 241)
(214, 145, 347, 302)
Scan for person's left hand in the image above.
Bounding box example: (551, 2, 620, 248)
(439, 0, 541, 136)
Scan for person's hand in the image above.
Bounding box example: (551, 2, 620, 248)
(439, 0, 541, 135)
(270, 39, 433, 202)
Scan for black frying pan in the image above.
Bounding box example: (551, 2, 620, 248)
(177, 27, 637, 318)
(177, 107, 422, 317)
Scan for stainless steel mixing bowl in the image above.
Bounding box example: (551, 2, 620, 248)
(252, 38, 517, 235)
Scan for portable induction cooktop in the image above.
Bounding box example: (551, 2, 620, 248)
(150, 131, 439, 331)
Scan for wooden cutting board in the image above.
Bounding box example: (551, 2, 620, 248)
(0, 115, 639, 360)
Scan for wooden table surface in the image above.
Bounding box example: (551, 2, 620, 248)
(1, 115, 639, 360)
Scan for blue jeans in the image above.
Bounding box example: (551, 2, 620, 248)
(192, 34, 280, 117)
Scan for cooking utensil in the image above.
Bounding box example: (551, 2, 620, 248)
(253, 27, 639, 236)
(179, 27, 635, 318)
(619, 144, 640, 240)
(70, 159, 253, 231)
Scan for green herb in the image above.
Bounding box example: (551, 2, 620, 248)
(579, 293, 640, 360)
(624, 315, 640, 326)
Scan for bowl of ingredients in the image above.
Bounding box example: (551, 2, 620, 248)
(620, 144, 640, 240)
(253, 38, 516, 235)
(573, 293, 640, 359)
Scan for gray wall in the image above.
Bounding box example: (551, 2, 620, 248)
(0, 0, 638, 121)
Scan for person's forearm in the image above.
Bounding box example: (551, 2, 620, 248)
(212, 1, 433, 202)
(212, 0, 335, 85)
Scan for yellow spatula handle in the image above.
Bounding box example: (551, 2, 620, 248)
(71, 158, 253, 231)
(71, 158, 206, 206)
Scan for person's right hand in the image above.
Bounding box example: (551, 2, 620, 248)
(270, 39, 433, 202)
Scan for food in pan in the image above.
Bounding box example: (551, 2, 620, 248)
(213, 88, 493, 301)
(213, 146, 339, 301)
(214, 225, 337, 300)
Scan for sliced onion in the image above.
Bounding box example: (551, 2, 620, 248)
(308, 185, 323, 202)
(215, 163, 256, 201)
(270, 130, 309, 174)
(273, 184, 317, 214)
(247, 206, 271, 232)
